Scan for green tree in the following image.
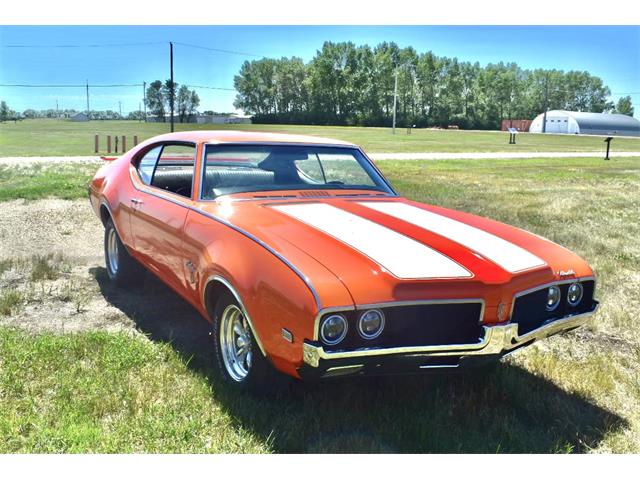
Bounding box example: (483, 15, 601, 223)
(614, 95, 634, 116)
(0, 101, 9, 122)
(163, 80, 178, 120)
(234, 58, 280, 116)
(176, 85, 191, 122)
(145, 81, 165, 121)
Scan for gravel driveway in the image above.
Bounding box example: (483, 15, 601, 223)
(0, 199, 211, 363)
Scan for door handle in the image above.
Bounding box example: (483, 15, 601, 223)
(131, 198, 143, 205)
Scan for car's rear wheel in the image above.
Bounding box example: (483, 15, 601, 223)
(104, 218, 144, 287)
(212, 290, 277, 392)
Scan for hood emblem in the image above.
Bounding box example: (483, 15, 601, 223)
(558, 269, 576, 277)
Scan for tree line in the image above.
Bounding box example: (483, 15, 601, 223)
(233, 41, 635, 129)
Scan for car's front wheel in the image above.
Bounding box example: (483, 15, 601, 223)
(213, 290, 277, 392)
(104, 218, 144, 287)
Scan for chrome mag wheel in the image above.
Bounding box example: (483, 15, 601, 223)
(219, 304, 253, 382)
(106, 227, 119, 275)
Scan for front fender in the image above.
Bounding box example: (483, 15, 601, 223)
(185, 210, 325, 377)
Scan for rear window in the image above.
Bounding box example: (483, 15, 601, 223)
(201, 145, 391, 199)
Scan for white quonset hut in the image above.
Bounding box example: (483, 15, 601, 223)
(529, 110, 640, 137)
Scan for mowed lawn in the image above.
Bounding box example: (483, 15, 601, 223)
(3, 119, 640, 156)
(1, 156, 639, 453)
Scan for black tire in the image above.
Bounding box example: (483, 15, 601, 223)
(212, 290, 279, 393)
(104, 218, 144, 287)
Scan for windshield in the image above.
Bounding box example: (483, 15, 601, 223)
(201, 144, 393, 199)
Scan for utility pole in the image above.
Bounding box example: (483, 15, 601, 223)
(143, 81, 147, 122)
(169, 42, 175, 133)
(56, 99, 59, 119)
(119, 101, 122, 118)
(139, 102, 142, 122)
(392, 67, 398, 134)
(86, 80, 90, 121)
(542, 75, 549, 133)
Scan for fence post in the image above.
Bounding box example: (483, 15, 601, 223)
(94, 134, 99, 153)
(133, 135, 138, 146)
(122, 136, 127, 152)
(114, 136, 119, 153)
(107, 135, 112, 154)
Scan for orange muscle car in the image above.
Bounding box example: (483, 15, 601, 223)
(89, 131, 598, 389)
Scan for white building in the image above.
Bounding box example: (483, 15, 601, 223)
(529, 110, 640, 137)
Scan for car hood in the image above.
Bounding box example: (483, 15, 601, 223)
(198, 196, 593, 317)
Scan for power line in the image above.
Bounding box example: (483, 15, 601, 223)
(184, 84, 236, 91)
(172, 41, 263, 58)
(0, 83, 143, 88)
(1, 82, 236, 91)
(1, 42, 166, 48)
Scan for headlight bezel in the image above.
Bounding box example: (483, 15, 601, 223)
(357, 308, 386, 340)
(546, 285, 561, 311)
(320, 313, 348, 345)
(567, 282, 584, 306)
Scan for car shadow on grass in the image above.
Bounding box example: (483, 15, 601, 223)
(92, 266, 627, 454)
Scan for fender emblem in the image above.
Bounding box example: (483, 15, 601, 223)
(558, 269, 576, 277)
(185, 260, 198, 284)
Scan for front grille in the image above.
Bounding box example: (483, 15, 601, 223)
(323, 302, 484, 353)
(511, 280, 596, 336)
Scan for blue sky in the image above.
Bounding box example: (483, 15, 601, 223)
(1, 25, 638, 117)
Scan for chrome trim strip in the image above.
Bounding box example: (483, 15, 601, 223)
(128, 168, 322, 311)
(509, 275, 596, 319)
(214, 194, 397, 203)
(419, 364, 459, 369)
(312, 298, 485, 342)
(322, 364, 365, 378)
(357, 147, 398, 196)
(303, 304, 598, 368)
(203, 274, 267, 357)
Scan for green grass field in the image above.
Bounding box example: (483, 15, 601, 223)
(1, 156, 639, 452)
(2, 119, 640, 156)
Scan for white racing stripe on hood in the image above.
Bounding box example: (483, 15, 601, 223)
(271, 203, 471, 279)
(360, 202, 546, 273)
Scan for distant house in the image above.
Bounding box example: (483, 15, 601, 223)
(71, 112, 89, 122)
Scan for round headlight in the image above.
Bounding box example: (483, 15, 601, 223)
(320, 314, 348, 345)
(358, 309, 385, 339)
(546, 285, 561, 311)
(567, 282, 583, 306)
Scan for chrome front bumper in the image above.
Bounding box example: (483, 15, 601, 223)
(301, 303, 598, 374)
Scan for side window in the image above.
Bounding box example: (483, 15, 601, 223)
(150, 144, 196, 198)
(137, 145, 162, 185)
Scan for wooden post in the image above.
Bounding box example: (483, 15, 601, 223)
(107, 135, 112, 154)
(122, 136, 127, 152)
(94, 134, 99, 153)
(134, 135, 138, 146)
(115, 136, 119, 153)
